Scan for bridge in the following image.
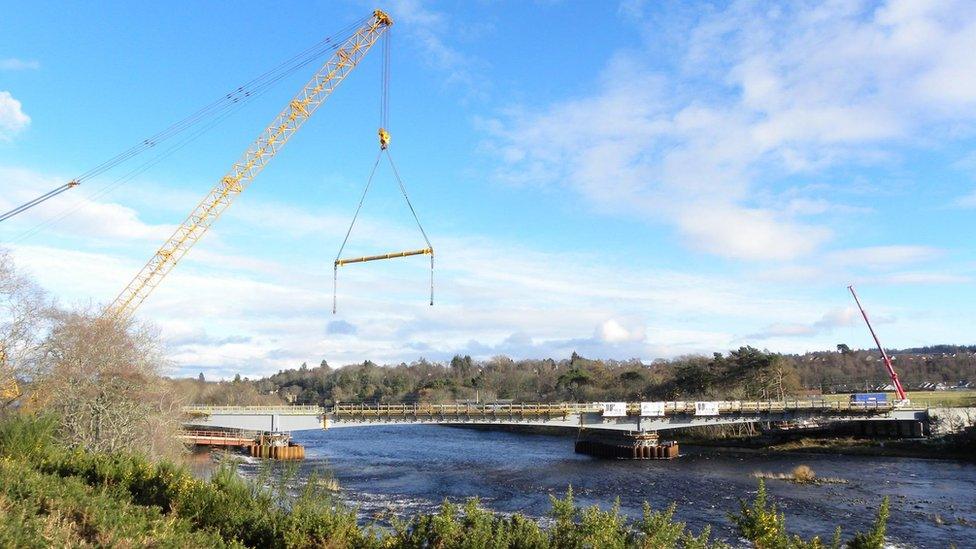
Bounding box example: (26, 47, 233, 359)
(183, 400, 925, 433)
(181, 400, 931, 460)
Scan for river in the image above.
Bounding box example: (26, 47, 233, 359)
(230, 425, 975, 548)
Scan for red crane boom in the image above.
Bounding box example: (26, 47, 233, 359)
(847, 285, 908, 401)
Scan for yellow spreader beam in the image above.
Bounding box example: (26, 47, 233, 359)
(335, 247, 432, 267)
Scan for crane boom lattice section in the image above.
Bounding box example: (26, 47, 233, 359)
(108, 11, 393, 318)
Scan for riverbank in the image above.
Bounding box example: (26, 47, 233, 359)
(682, 426, 976, 461)
(684, 436, 975, 460)
(450, 423, 976, 461)
(2, 413, 901, 548)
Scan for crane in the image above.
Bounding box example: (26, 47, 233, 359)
(107, 10, 393, 318)
(847, 284, 909, 402)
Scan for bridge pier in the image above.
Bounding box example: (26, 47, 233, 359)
(574, 431, 679, 460)
(248, 432, 306, 461)
(836, 419, 926, 438)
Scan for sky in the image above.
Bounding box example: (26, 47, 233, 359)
(1, 0, 974, 379)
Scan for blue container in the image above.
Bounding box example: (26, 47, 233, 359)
(850, 392, 887, 403)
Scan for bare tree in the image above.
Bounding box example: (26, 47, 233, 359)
(0, 248, 53, 411)
(35, 311, 186, 459)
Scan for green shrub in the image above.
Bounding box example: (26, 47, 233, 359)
(0, 413, 893, 549)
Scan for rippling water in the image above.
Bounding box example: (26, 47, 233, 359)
(234, 425, 975, 547)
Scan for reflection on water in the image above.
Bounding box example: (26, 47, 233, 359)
(229, 425, 974, 548)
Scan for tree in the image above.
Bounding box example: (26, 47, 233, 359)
(450, 355, 474, 378)
(198, 372, 206, 383)
(847, 497, 889, 549)
(0, 248, 53, 412)
(34, 311, 184, 459)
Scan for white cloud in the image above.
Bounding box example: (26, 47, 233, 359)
(0, 91, 30, 140)
(827, 245, 944, 269)
(0, 58, 40, 71)
(746, 307, 858, 341)
(484, 0, 976, 262)
(596, 319, 645, 344)
(3, 157, 968, 377)
(954, 151, 976, 207)
(869, 271, 971, 285)
(6, 203, 817, 376)
(0, 166, 173, 242)
(676, 204, 830, 260)
(387, 0, 486, 95)
(958, 191, 976, 208)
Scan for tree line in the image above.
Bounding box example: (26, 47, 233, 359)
(188, 345, 975, 407)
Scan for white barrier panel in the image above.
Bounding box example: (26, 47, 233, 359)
(600, 402, 628, 417)
(640, 402, 666, 417)
(695, 401, 720, 416)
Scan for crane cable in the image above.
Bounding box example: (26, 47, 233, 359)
(1, 16, 370, 232)
(333, 30, 434, 313)
(0, 181, 78, 223)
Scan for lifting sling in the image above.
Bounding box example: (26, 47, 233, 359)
(332, 146, 434, 313)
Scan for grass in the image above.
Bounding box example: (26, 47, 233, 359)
(752, 465, 848, 485)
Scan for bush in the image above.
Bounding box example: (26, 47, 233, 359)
(0, 413, 893, 549)
(792, 465, 816, 484)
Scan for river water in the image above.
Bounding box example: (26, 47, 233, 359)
(233, 425, 975, 548)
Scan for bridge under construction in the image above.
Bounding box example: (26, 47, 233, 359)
(182, 399, 932, 460)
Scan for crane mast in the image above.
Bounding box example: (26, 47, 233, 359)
(847, 285, 908, 401)
(107, 11, 392, 318)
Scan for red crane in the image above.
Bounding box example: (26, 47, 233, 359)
(847, 285, 908, 401)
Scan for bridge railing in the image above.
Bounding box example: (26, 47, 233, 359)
(178, 428, 266, 440)
(330, 399, 894, 419)
(182, 400, 894, 421)
(332, 402, 575, 418)
(182, 405, 323, 416)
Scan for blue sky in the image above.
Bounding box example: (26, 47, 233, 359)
(1, 0, 974, 378)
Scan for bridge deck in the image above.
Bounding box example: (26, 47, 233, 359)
(331, 400, 895, 419)
(182, 400, 913, 433)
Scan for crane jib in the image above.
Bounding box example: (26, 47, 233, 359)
(106, 11, 393, 319)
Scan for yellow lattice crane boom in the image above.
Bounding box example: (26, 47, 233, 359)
(108, 10, 393, 318)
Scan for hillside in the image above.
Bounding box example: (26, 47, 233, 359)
(186, 345, 975, 406)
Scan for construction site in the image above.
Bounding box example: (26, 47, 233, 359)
(2, 4, 975, 548)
